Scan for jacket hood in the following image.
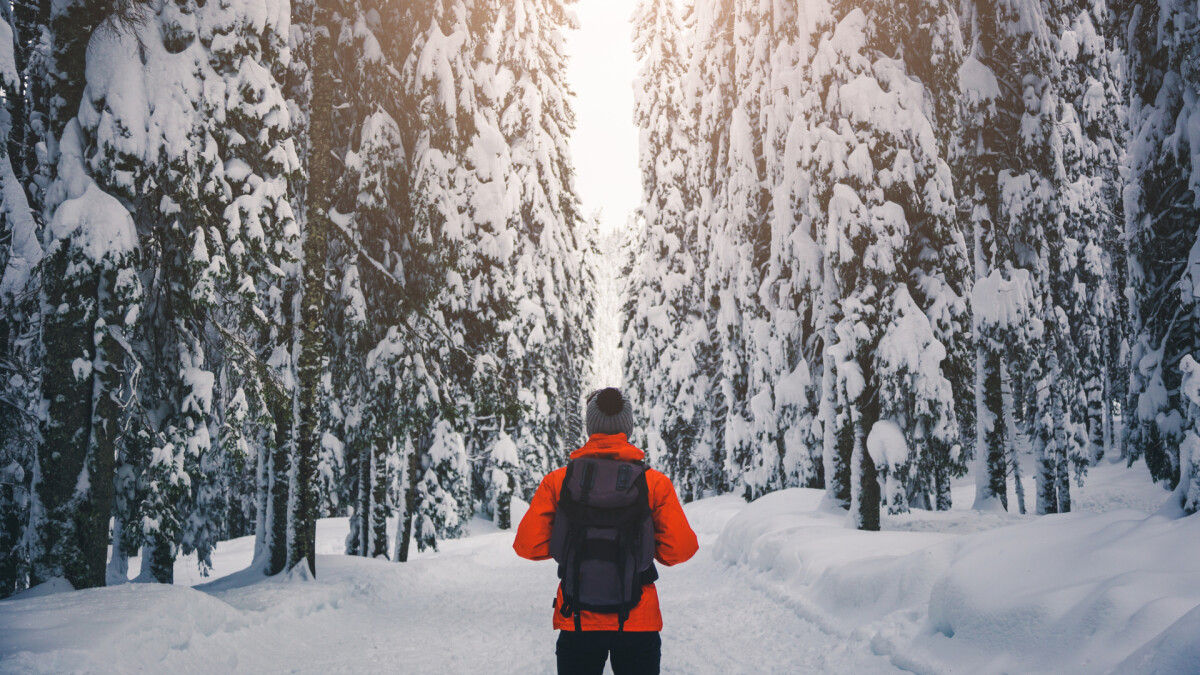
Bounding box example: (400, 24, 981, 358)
(570, 433, 646, 462)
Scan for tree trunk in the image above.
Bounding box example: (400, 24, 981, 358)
(35, 248, 98, 588)
(974, 345, 1008, 510)
(396, 447, 421, 563)
(369, 436, 389, 558)
(287, 0, 335, 579)
(1002, 363, 1026, 514)
(266, 397, 291, 576)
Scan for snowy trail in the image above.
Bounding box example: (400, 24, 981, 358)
(0, 497, 899, 674)
(200, 498, 898, 674)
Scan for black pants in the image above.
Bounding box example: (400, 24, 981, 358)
(556, 630, 661, 675)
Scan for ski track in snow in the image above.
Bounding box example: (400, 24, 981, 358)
(0, 500, 899, 675)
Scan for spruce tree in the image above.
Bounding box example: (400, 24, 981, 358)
(70, 0, 299, 581)
(958, 0, 1059, 512)
(799, 0, 968, 526)
(1052, 1, 1122, 466)
(28, 0, 142, 589)
(1120, 0, 1200, 492)
(0, 1, 41, 598)
(287, 0, 337, 578)
(764, 0, 823, 494)
(626, 0, 704, 493)
(1175, 356, 1200, 514)
(35, 119, 142, 589)
(490, 0, 591, 485)
(683, 0, 736, 495)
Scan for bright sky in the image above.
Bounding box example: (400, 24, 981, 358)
(566, 0, 641, 234)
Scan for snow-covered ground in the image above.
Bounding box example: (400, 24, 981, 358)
(1, 459, 1195, 674)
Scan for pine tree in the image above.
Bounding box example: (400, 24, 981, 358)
(211, 0, 300, 577)
(485, 430, 519, 528)
(1120, 0, 1200, 493)
(26, 0, 144, 589)
(301, 0, 414, 560)
(69, 0, 299, 581)
(414, 419, 470, 550)
(890, 0, 973, 510)
(763, 0, 823, 494)
(684, 0, 736, 495)
(720, 0, 774, 499)
(489, 0, 591, 486)
(34, 118, 142, 589)
(1051, 0, 1122, 466)
(626, 0, 705, 494)
(391, 0, 491, 554)
(0, 1, 42, 598)
(1175, 356, 1200, 514)
(341, 108, 408, 559)
(958, 0, 1060, 513)
(799, 0, 968, 526)
(288, 0, 337, 578)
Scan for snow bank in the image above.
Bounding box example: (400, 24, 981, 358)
(0, 583, 246, 673)
(714, 488, 957, 634)
(713, 464, 1199, 674)
(5, 578, 74, 602)
(1113, 603, 1200, 674)
(3, 514, 553, 674)
(916, 509, 1200, 673)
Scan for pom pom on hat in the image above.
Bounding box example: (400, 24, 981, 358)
(586, 387, 634, 437)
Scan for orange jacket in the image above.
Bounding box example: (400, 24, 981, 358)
(513, 433, 699, 631)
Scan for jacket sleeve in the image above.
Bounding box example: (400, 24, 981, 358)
(512, 469, 561, 561)
(649, 471, 699, 566)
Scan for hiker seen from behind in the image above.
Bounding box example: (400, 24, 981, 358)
(514, 387, 699, 675)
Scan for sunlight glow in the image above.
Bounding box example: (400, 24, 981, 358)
(566, 0, 641, 234)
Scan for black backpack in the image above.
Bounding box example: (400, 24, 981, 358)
(549, 456, 658, 631)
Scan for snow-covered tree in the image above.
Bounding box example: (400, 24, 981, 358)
(958, 0, 1071, 514)
(397, 0, 490, 553)
(64, 0, 299, 582)
(1121, 0, 1200, 494)
(1051, 0, 1122, 465)
(682, 0, 736, 495)
(762, 0, 823, 495)
(34, 119, 142, 589)
(337, 109, 408, 559)
(970, 270, 1042, 510)
(0, 1, 42, 598)
(625, 0, 707, 495)
(1175, 356, 1200, 514)
(476, 0, 592, 493)
(484, 430, 519, 529)
(413, 419, 470, 550)
(799, 0, 967, 528)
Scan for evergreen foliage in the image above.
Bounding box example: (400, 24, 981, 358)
(1120, 0, 1200, 503)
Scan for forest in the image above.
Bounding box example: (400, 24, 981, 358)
(1, 0, 1198, 604)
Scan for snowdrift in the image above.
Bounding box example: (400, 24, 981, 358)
(713, 479, 1200, 674)
(0, 583, 247, 673)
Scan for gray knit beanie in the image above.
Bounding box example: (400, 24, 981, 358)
(586, 387, 634, 437)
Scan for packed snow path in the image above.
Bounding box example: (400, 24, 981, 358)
(0, 497, 899, 674)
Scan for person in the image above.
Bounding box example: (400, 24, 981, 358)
(514, 387, 699, 675)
